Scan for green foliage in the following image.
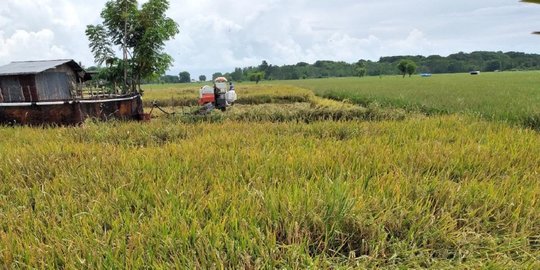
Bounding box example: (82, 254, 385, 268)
(484, 60, 502, 72)
(85, 25, 114, 66)
(406, 61, 417, 77)
(219, 51, 540, 82)
(248, 72, 265, 84)
(212, 72, 223, 80)
(398, 59, 417, 78)
(160, 75, 179, 83)
(178, 71, 191, 83)
(88, 59, 130, 90)
(199, 75, 207, 82)
(230, 68, 243, 81)
(133, 0, 179, 82)
(100, 0, 139, 47)
(355, 60, 367, 77)
(86, 0, 179, 91)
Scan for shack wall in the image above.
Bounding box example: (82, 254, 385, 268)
(35, 73, 72, 101)
(45, 64, 79, 95)
(0, 63, 80, 102)
(0, 75, 38, 102)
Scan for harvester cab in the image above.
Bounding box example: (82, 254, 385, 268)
(199, 77, 237, 113)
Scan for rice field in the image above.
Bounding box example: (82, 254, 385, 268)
(279, 71, 540, 129)
(0, 76, 539, 268)
(143, 84, 312, 107)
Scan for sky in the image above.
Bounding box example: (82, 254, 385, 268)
(1, 0, 540, 78)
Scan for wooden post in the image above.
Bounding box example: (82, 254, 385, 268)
(123, 0, 128, 95)
(27, 86, 32, 102)
(78, 77, 83, 99)
(19, 86, 24, 102)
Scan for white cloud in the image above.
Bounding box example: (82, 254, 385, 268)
(1, 0, 540, 77)
(0, 29, 69, 61)
(384, 29, 435, 56)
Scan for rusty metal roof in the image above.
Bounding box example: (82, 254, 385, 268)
(0, 59, 84, 76)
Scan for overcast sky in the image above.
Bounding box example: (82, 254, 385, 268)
(1, 0, 540, 77)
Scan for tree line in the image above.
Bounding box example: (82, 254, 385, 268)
(155, 51, 540, 83)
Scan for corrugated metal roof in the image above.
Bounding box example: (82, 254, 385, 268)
(0, 59, 82, 76)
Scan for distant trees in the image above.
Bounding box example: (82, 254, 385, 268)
(355, 60, 367, 78)
(230, 68, 243, 81)
(258, 60, 269, 79)
(178, 51, 540, 84)
(397, 60, 417, 77)
(249, 72, 265, 84)
(212, 72, 223, 80)
(179, 71, 190, 83)
(199, 75, 207, 82)
(160, 75, 179, 83)
(485, 60, 502, 72)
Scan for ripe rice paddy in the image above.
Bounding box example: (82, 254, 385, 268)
(0, 74, 539, 268)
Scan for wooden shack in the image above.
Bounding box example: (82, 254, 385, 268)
(0, 60, 143, 125)
(0, 60, 90, 102)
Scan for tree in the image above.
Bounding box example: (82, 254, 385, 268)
(160, 75, 179, 83)
(199, 75, 207, 82)
(397, 60, 417, 78)
(133, 0, 179, 88)
(231, 68, 243, 81)
(85, 25, 114, 66)
(86, 0, 179, 93)
(249, 72, 265, 84)
(212, 72, 223, 80)
(397, 60, 408, 78)
(179, 71, 191, 83)
(485, 60, 502, 72)
(406, 61, 417, 77)
(355, 60, 367, 78)
(258, 60, 269, 79)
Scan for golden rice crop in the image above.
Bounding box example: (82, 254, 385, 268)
(142, 84, 312, 107)
(144, 83, 408, 123)
(0, 115, 538, 268)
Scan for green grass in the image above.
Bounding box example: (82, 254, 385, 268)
(278, 72, 540, 128)
(0, 116, 539, 268)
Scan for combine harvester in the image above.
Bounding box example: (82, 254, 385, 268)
(198, 77, 237, 113)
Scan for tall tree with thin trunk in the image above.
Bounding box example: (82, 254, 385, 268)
(86, 0, 179, 93)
